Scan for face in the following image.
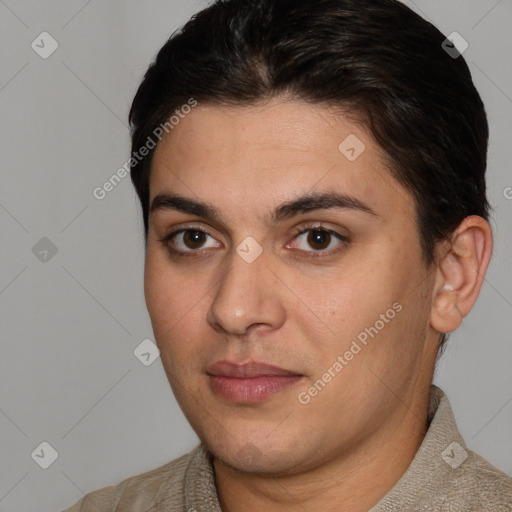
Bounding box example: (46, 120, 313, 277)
(145, 97, 440, 475)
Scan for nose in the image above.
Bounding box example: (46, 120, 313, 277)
(206, 246, 286, 336)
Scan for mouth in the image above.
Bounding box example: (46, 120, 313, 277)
(206, 360, 304, 403)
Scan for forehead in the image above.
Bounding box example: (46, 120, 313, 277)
(149, 98, 415, 225)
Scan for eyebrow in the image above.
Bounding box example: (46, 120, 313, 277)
(149, 191, 378, 225)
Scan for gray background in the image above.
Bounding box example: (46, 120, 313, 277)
(0, 1, 510, 511)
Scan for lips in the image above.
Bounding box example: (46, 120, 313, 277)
(206, 360, 303, 403)
(206, 360, 300, 378)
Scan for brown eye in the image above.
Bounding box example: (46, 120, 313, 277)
(182, 230, 208, 249)
(289, 225, 349, 258)
(158, 227, 221, 256)
(306, 229, 332, 250)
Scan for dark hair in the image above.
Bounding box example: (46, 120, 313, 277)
(128, 0, 491, 348)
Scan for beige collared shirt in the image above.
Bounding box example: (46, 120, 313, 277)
(63, 385, 512, 511)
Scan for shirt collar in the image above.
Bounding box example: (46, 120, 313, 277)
(370, 384, 467, 511)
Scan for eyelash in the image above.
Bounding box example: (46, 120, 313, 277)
(157, 223, 349, 260)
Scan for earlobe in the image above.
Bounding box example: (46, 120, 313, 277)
(430, 215, 493, 335)
(431, 289, 464, 334)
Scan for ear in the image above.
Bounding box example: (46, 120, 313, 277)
(430, 215, 493, 334)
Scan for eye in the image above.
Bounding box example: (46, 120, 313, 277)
(158, 223, 349, 258)
(288, 224, 348, 257)
(158, 226, 220, 256)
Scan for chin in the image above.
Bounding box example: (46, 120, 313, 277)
(203, 429, 306, 475)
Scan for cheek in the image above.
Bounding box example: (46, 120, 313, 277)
(291, 261, 390, 332)
(144, 251, 167, 325)
(144, 250, 192, 337)
(144, 249, 213, 365)
(292, 254, 411, 378)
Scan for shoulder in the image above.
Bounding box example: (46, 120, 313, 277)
(62, 446, 200, 512)
(441, 449, 512, 511)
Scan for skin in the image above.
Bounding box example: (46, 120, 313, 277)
(144, 96, 493, 511)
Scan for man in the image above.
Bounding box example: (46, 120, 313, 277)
(64, 0, 512, 510)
